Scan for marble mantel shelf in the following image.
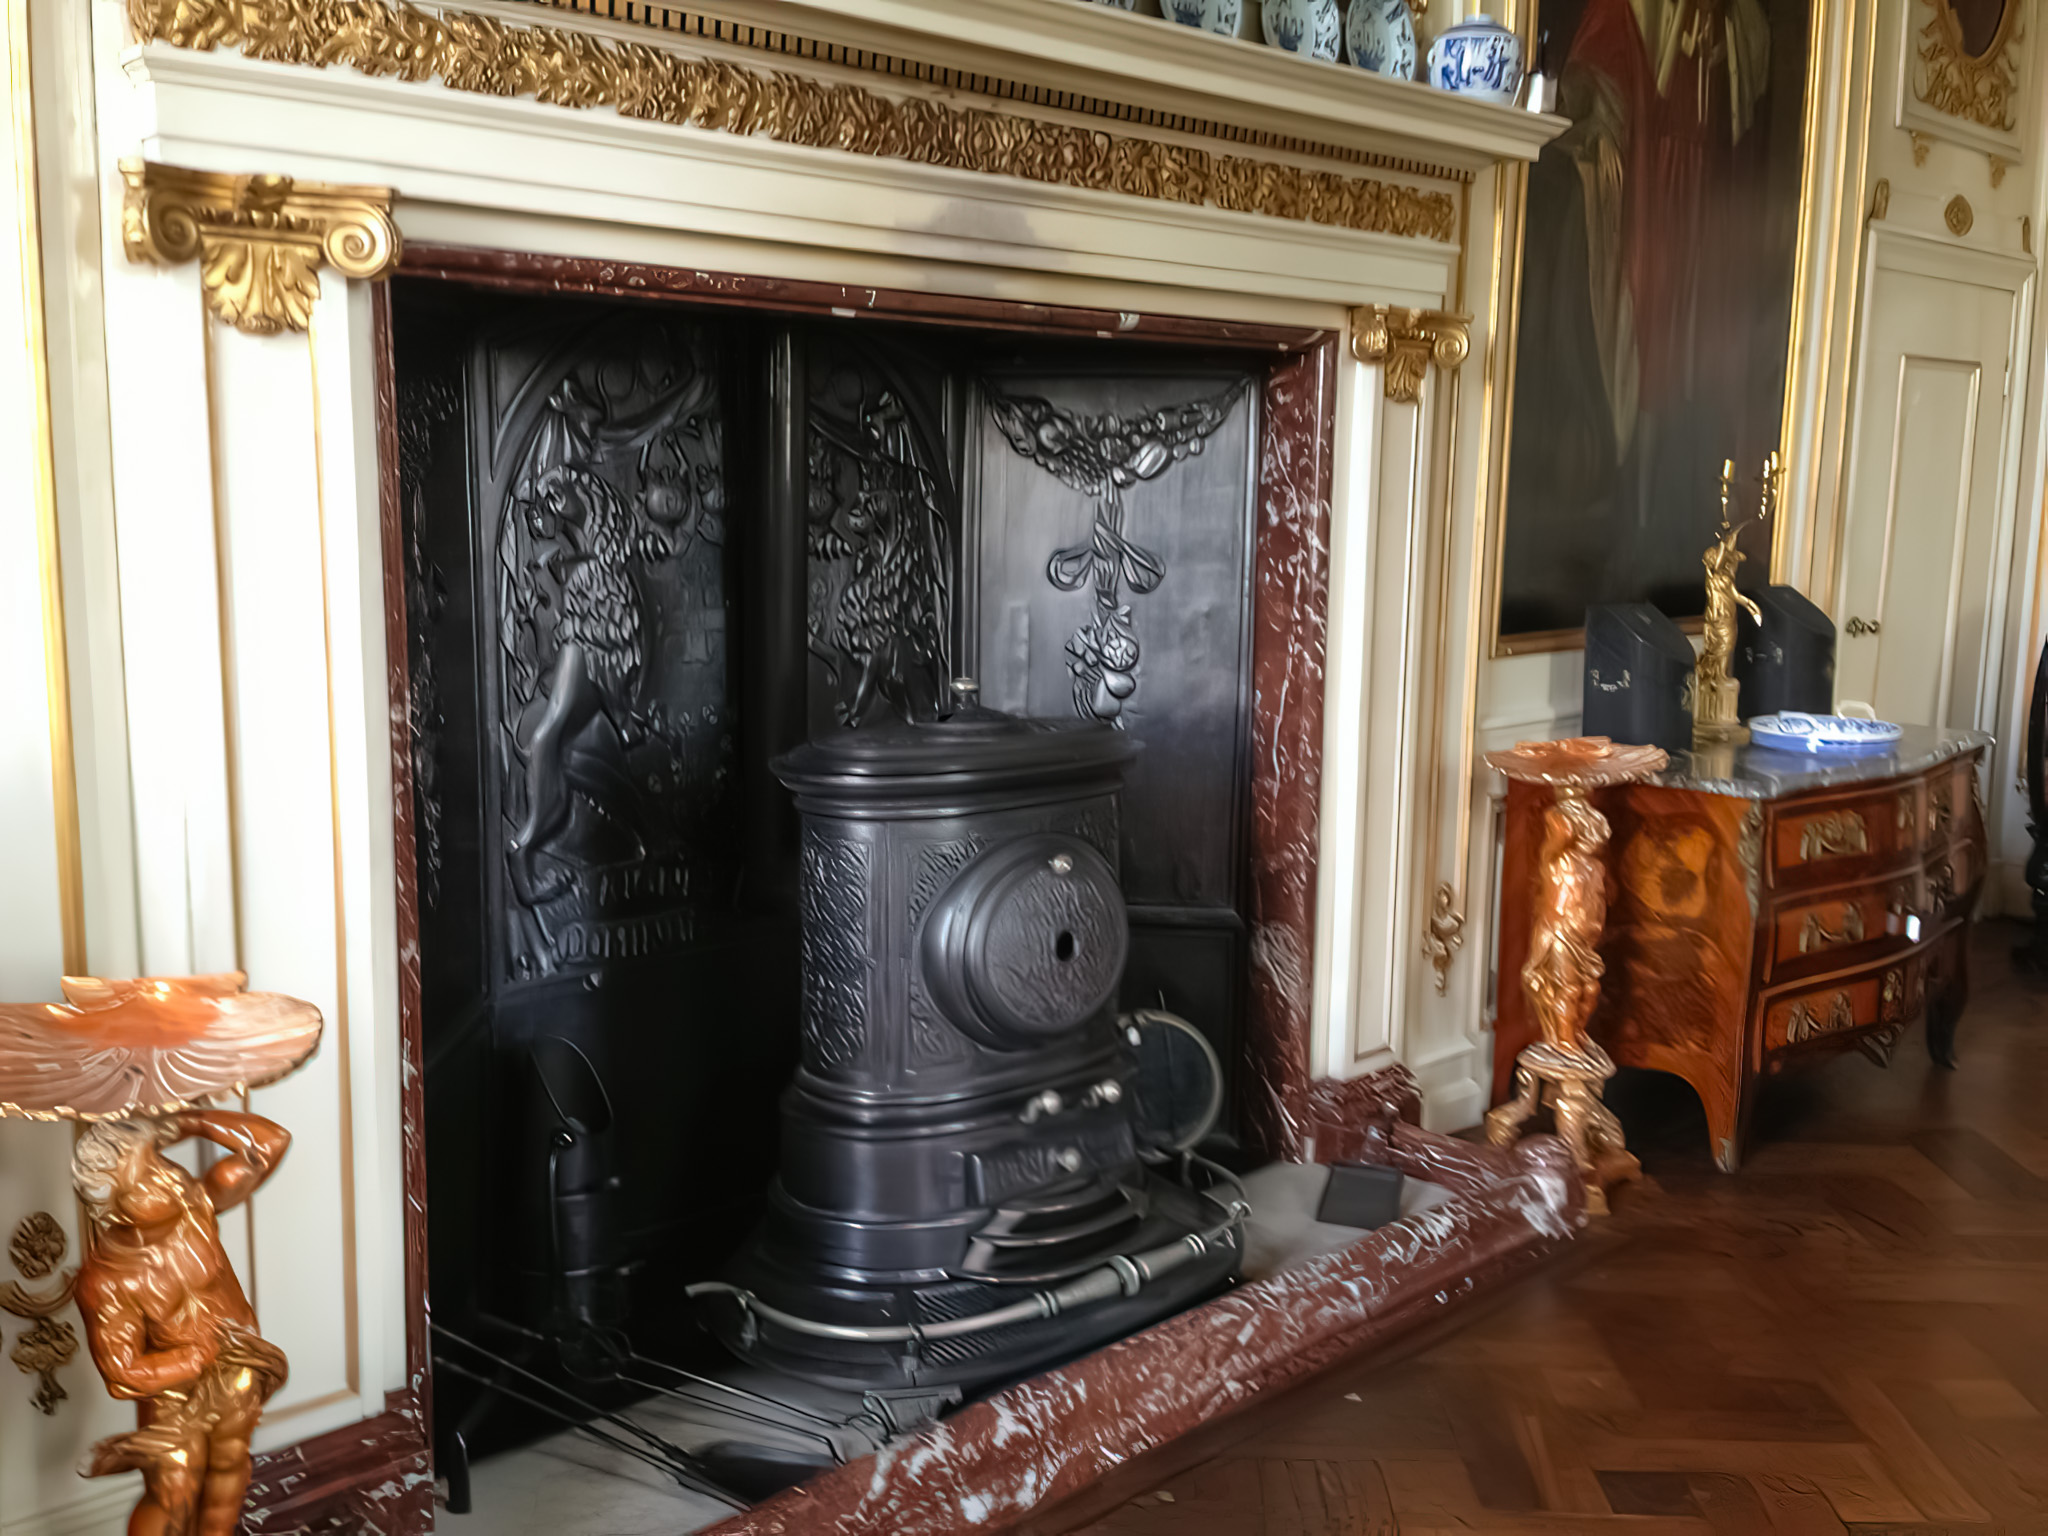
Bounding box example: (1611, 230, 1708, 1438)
(534, 0, 1568, 176)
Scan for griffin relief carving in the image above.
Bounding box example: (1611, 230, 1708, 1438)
(492, 323, 733, 980)
(806, 365, 953, 725)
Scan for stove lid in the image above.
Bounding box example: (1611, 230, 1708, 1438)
(773, 706, 1138, 800)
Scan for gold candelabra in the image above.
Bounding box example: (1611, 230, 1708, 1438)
(1693, 452, 1781, 747)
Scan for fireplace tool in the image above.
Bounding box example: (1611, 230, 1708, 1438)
(694, 701, 1246, 1393)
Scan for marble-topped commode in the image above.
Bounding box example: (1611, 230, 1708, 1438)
(1494, 723, 1991, 1170)
(1652, 725, 1994, 799)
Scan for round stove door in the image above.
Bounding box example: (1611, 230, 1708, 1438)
(921, 834, 1128, 1049)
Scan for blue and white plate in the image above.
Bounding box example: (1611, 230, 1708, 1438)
(1748, 712, 1903, 755)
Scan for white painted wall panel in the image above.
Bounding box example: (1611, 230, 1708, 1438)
(208, 317, 364, 1441)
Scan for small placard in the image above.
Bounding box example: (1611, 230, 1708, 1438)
(1315, 1163, 1404, 1230)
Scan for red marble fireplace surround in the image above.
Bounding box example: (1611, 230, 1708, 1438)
(244, 247, 1581, 1534)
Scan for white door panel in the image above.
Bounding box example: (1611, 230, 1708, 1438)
(1836, 260, 2016, 728)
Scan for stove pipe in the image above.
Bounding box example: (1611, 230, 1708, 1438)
(700, 707, 1241, 1392)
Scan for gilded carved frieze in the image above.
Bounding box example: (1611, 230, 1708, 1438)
(120, 160, 400, 334)
(125, 0, 1456, 244)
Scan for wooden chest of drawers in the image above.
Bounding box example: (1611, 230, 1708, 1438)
(1491, 728, 1990, 1171)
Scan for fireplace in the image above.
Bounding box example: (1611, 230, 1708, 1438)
(389, 262, 1327, 1450)
(10, 2, 1587, 1527)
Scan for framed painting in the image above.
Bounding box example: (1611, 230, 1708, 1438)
(1495, 0, 1814, 645)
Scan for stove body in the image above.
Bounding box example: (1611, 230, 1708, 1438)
(713, 712, 1240, 1391)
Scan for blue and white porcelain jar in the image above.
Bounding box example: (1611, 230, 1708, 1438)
(1163, 0, 1243, 34)
(1344, 0, 1417, 79)
(1426, 14, 1524, 104)
(1262, 0, 1341, 59)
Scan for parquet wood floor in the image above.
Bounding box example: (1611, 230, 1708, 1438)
(1071, 920, 2048, 1535)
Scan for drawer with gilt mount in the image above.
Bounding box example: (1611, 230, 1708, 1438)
(1760, 947, 1925, 1065)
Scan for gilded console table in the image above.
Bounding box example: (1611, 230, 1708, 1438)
(1492, 727, 1991, 1171)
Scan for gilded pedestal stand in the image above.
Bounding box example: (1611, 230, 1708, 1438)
(1485, 738, 1667, 1214)
(0, 974, 322, 1536)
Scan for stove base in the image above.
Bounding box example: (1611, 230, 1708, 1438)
(693, 1122, 1583, 1536)
(704, 1172, 1241, 1393)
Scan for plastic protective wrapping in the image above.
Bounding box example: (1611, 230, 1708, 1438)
(696, 1125, 1581, 1536)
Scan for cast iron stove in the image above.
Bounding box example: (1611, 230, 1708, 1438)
(696, 704, 1242, 1392)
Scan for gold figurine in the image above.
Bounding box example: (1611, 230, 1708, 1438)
(0, 974, 321, 1536)
(1485, 736, 1667, 1213)
(76, 1113, 292, 1536)
(1694, 453, 1780, 747)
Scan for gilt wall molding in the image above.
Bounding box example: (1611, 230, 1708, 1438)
(120, 159, 400, 334)
(1423, 882, 1464, 994)
(1350, 306, 1471, 402)
(0, 1213, 78, 1416)
(1915, 0, 2021, 135)
(124, 0, 1458, 245)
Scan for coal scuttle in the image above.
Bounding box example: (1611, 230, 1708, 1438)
(693, 704, 1244, 1393)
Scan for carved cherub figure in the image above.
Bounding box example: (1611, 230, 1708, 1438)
(73, 1112, 292, 1536)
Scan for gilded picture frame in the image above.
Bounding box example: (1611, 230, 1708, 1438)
(1898, 0, 2028, 159)
(1486, 0, 1827, 652)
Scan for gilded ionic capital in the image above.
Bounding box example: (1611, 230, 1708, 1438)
(119, 159, 400, 335)
(1350, 306, 1471, 403)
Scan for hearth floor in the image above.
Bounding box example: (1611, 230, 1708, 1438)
(1073, 919, 2048, 1533)
(448, 1167, 1455, 1534)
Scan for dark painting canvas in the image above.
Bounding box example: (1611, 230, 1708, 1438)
(1499, 0, 1810, 637)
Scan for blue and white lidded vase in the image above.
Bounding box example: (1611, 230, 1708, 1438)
(1262, 0, 1341, 59)
(1344, 0, 1417, 79)
(1164, 0, 1244, 34)
(1426, 14, 1524, 104)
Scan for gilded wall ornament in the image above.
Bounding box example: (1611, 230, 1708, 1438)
(1423, 882, 1464, 994)
(125, 0, 1457, 245)
(0, 1214, 78, 1415)
(1911, 130, 1933, 166)
(1351, 306, 1472, 402)
(1870, 178, 1891, 220)
(1946, 193, 1976, 236)
(1989, 153, 2009, 187)
(9, 1210, 65, 1278)
(120, 160, 399, 335)
(1916, 0, 2020, 134)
